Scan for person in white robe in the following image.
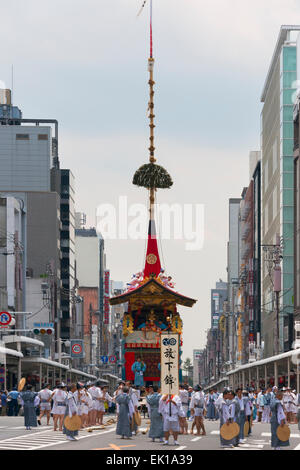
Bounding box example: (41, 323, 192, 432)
(80, 385, 92, 428)
(38, 383, 52, 426)
(88, 383, 102, 426)
(51, 384, 67, 432)
(190, 385, 206, 436)
(178, 384, 189, 434)
(159, 394, 182, 446)
(283, 387, 296, 423)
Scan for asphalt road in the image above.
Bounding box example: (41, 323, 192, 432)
(0, 416, 299, 451)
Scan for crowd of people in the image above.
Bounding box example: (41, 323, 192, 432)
(113, 382, 300, 450)
(1, 381, 300, 449)
(0, 381, 116, 440)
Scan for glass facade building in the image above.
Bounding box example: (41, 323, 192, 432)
(261, 27, 300, 356)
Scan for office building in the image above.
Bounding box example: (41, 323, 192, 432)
(261, 26, 300, 355)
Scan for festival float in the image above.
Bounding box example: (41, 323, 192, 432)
(109, 1, 197, 385)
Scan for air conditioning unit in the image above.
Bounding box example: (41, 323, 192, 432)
(41, 282, 49, 293)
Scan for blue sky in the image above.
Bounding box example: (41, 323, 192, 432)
(1, 0, 300, 360)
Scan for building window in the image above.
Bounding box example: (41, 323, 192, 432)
(38, 134, 48, 140)
(16, 134, 29, 140)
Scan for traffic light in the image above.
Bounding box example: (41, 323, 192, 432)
(33, 328, 54, 335)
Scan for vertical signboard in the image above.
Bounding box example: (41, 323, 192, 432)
(248, 258, 255, 342)
(104, 270, 110, 325)
(160, 333, 179, 395)
(212, 292, 220, 329)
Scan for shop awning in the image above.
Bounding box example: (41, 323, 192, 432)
(21, 357, 69, 370)
(69, 368, 97, 380)
(0, 346, 23, 358)
(227, 349, 300, 376)
(4, 335, 45, 348)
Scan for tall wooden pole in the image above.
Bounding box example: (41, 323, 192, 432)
(148, 57, 156, 220)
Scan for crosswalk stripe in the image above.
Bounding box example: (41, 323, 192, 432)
(191, 437, 202, 442)
(175, 446, 187, 450)
(224, 446, 263, 451)
(294, 443, 300, 450)
(0, 444, 32, 448)
(238, 443, 264, 449)
(0, 426, 116, 450)
(261, 432, 300, 438)
(210, 430, 220, 435)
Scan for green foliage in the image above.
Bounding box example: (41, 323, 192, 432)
(133, 163, 173, 189)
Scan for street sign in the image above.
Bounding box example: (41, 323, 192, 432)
(101, 355, 109, 364)
(0, 312, 12, 326)
(0, 377, 4, 384)
(70, 340, 84, 358)
(109, 355, 117, 364)
(72, 344, 82, 355)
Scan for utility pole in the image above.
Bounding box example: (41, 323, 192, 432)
(89, 303, 92, 365)
(14, 232, 21, 331)
(274, 234, 282, 356)
(262, 233, 283, 356)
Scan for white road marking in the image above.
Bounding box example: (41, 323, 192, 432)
(175, 446, 187, 450)
(0, 426, 116, 450)
(238, 443, 264, 449)
(0, 426, 49, 430)
(294, 443, 300, 450)
(210, 430, 220, 435)
(224, 446, 263, 451)
(261, 432, 300, 438)
(191, 437, 202, 442)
